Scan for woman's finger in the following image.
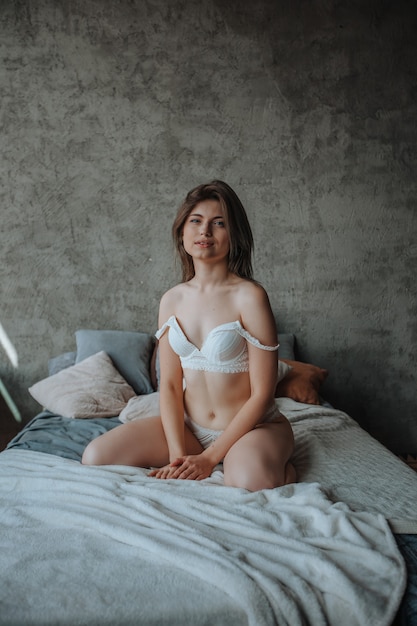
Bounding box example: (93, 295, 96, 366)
(178, 466, 199, 480)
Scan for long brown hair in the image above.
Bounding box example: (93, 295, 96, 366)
(172, 180, 254, 282)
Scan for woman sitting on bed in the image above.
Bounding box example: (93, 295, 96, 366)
(82, 180, 296, 490)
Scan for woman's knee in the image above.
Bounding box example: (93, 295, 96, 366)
(223, 455, 281, 491)
(224, 470, 277, 491)
(223, 427, 294, 491)
(224, 462, 294, 491)
(81, 439, 105, 465)
(223, 440, 296, 490)
(82, 418, 169, 468)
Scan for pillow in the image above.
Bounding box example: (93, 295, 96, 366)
(48, 351, 77, 376)
(275, 359, 328, 405)
(278, 333, 296, 361)
(75, 329, 155, 395)
(277, 360, 292, 383)
(29, 351, 136, 418)
(150, 343, 159, 390)
(119, 392, 161, 423)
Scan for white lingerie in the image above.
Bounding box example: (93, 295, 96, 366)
(184, 403, 282, 449)
(155, 315, 279, 374)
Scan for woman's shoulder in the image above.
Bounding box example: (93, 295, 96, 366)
(234, 278, 270, 305)
(161, 282, 190, 300)
(159, 283, 188, 321)
(236, 280, 276, 342)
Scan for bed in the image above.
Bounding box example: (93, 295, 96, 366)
(1, 328, 416, 626)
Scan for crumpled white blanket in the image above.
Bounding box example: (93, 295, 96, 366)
(0, 448, 405, 626)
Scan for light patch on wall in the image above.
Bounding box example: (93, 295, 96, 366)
(0, 322, 18, 368)
(0, 322, 21, 422)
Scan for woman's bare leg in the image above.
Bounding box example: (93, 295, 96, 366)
(223, 419, 296, 491)
(81, 416, 203, 468)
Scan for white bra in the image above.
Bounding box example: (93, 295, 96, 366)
(155, 315, 279, 374)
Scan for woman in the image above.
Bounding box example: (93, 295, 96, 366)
(82, 181, 296, 490)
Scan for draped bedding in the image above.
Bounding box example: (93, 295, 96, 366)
(2, 397, 417, 625)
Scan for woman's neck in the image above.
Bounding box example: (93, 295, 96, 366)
(189, 259, 234, 289)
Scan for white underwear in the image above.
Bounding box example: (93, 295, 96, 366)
(184, 415, 222, 449)
(184, 403, 281, 450)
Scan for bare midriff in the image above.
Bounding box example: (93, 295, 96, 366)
(182, 369, 252, 430)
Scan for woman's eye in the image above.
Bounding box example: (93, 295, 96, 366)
(214, 220, 225, 227)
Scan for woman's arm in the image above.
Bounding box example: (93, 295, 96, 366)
(156, 293, 187, 462)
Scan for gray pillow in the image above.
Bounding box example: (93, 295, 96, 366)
(75, 329, 155, 395)
(48, 351, 77, 376)
(278, 333, 295, 361)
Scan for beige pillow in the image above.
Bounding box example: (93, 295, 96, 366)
(119, 391, 161, 423)
(29, 351, 136, 418)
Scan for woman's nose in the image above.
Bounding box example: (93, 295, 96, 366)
(200, 222, 212, 235)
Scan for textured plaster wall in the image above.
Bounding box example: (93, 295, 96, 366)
(1, 0, 416, 453)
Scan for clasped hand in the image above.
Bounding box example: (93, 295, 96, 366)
(148, 453, 214, 481)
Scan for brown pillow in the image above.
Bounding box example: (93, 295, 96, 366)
(275, 359, 328, 405)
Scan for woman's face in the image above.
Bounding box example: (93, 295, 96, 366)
(182, 199, 230, 264)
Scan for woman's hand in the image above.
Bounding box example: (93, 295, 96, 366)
(148, 464, 180, 480)
(148, 454, 215, 481)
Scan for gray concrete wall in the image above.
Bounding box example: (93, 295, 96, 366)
(1, 0, 416, 454)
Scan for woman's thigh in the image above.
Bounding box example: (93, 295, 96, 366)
(223, 419, 295, 491)
(82, 416, 203, 467)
